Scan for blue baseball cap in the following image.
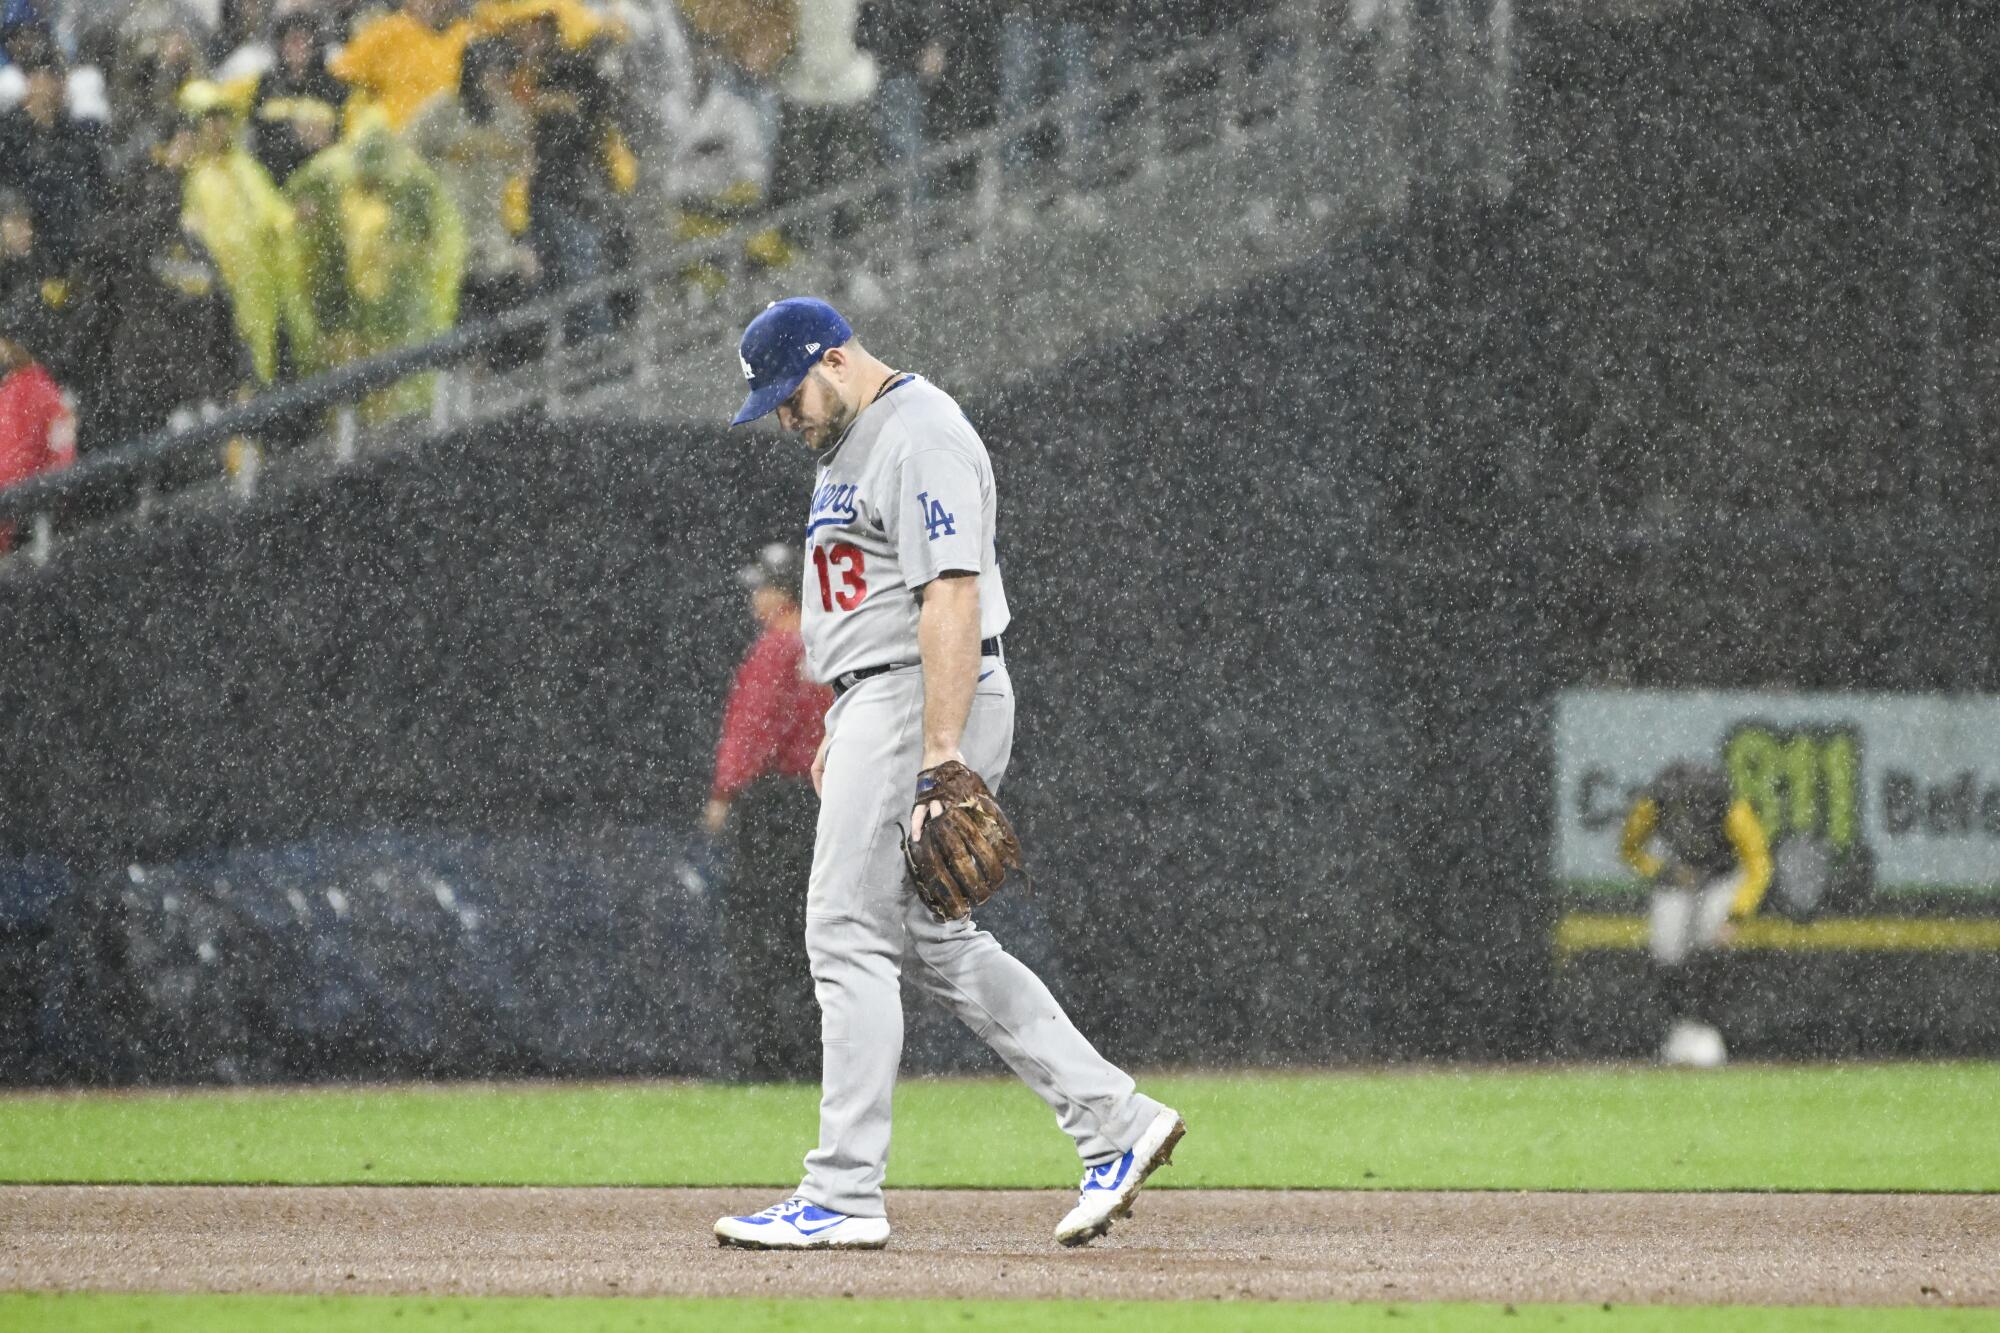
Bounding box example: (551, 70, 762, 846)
(731, 297, 853, 426)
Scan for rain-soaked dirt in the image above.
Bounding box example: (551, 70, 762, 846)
(4, 1186, 1997, 1307)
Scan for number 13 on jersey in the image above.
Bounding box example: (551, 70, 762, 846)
(813, 542, 866, 612)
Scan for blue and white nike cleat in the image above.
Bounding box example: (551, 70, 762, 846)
(1054, 1106, 1186, 1247)
(713, 1196, 891, 1250)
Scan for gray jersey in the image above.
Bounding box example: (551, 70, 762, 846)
(798, 376, 1010, 683)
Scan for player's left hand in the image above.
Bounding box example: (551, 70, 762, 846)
(902, 760, 1025, 922)
(911, 749, 964, 841)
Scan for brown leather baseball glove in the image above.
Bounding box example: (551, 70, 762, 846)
(900, 760, 1024, 921)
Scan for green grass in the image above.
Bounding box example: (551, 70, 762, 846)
(3, 1065, 1997, 1192)
(3, 1294, 1996, 1333)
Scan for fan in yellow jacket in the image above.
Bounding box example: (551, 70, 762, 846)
(175, 79, 316, 387)
(330, 0, 613, 130)
(1620, 760, 1772, 1067)
(328, 0, 477, 131)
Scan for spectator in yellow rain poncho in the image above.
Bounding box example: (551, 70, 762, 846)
(175, 80, 315, 388)
(286, 110, 466, 421)
(327, 0, 476, 131)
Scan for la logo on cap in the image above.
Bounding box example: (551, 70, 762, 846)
(740, 353, 755, 381)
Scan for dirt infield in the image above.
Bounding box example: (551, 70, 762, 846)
(4, 1186, 1996, 1307)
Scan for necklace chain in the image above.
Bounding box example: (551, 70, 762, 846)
(819, 371, 907, 461)
(869, 370, 905, 406)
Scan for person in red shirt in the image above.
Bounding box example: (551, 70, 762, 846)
(699, 542, 834, 841)
(0, 327, 76, 553)
(684, 541, 833, 1080)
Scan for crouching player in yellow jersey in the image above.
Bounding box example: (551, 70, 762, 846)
(1620, 761, 1772, 1067)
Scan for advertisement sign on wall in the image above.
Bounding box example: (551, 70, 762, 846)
(1555, 690, 2000, 906)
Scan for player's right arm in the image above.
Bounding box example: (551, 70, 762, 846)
(915, 571, 979, 768)
(1620, 797, 1664, 880)
(892, 435, 989, 837)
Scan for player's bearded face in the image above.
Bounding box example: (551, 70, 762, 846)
(777, 366, 854, 450)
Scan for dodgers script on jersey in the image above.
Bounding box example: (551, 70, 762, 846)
(799, 375, 1010, 682)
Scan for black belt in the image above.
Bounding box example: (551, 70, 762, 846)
(832, 637, 1002, 699)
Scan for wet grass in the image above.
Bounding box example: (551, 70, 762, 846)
(2, 1293, 1996, 1331)
(2, 1064, 1996, 1191)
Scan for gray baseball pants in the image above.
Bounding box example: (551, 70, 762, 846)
(797, 659, 1164, 1218)
(1649, 876, 1741, 965)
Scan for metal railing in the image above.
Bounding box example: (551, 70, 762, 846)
(0, 2, 1355, 556)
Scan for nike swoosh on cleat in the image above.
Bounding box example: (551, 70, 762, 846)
(793, 1215, 850, 1236)
(978, 669, 995, 682)
(1086, 1156, 1132, 1192)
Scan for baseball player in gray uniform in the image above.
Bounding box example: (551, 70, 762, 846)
(713, 297, 1184, 1251)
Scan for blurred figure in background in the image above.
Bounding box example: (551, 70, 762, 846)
(0, 190, 42, 315)
(287, 111, 464, 418)
(0, 0, 40, 42)
(593, 0, 694, 201)
(70, 153, 244, 447)
(675, 0, 793, 104)
(0, 15, 110, 122)
(407, 37, 538, 366)
(207, 0, 275, 74)
(329, 0, 474, 130)
(996, 0, 1115, 197)
(246, 10, 341, 187)
(680, 542, 832, 1082)
(857, 4, 996, 245)
(0, 189, 81, 395)
(860, 0, 953, 233)
(759, 0, 882, 303)
(677, 0, 790, 207)
(770, 0, 874, 234)
(98, 25, 207, 173)
(1620, 759, 1772, 1068)
(508, 10, 628, 340)
(479, 0, 609, 48)
(76, 0, 216, 65)
(176, 81, 313, 388)
(0, 31, 107, 272)
(0, 320, 76, 550)
(319, 0, 382, 42)
(658, 20, 788, 298)
(660, 18, 769, 211)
